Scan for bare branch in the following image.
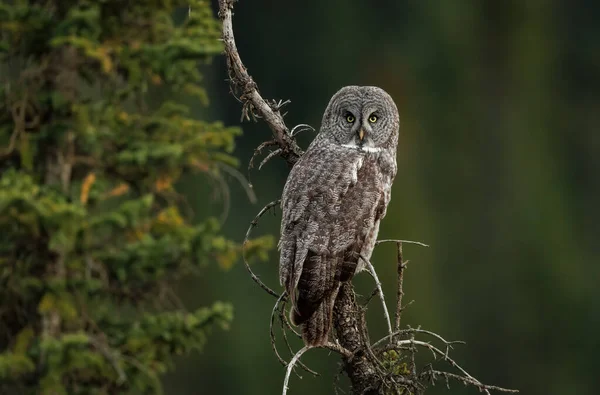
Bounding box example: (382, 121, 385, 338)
(281, 342, 353, 395)
(419, 369, 519, 394)
(208, 167, 231, 224)
(278, 298, 302, 339)
(282, 346, 312, 395)
(323, 342, 353, 358)
(271, 293, 320, 377)
(290, 123, 315, 137)
(395, 242, 404, 333)
(242, 200, 281, 298)
(270, 293, 293, 368)
(247, 139, 278, 190)
(376, 239, 430, 247)
(359, 254, 393, 343)
(259, 148, 282, 170)
(372, 327, 465, 350)
(396, 339, 493, 395)
(218, 162, 257, 203)
(248, 140, 278, 173)
(218, 0, 303, 166)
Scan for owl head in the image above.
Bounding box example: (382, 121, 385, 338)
(319, 86, 399, 151)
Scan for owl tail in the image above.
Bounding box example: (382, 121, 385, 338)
(291, 286, 340, 346)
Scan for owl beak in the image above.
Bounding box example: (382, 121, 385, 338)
(358, 128, 365, 141)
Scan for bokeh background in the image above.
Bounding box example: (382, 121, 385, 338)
(165, 1, 600, 394)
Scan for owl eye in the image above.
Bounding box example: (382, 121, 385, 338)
(346, 114, 355, 123)
(368, 115, 378, 123)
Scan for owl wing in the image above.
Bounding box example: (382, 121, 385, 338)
(354, 152, 396, 273)
(278, 142, 395, 339)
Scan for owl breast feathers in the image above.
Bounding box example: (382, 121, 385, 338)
(278, 86, 399, 346)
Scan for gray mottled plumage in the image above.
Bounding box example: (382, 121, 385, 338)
(278, 86, 399, 346)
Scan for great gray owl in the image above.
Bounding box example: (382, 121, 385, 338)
(279, 86, 399, 346)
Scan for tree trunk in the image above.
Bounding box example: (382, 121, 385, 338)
(334, 282, 380, 395)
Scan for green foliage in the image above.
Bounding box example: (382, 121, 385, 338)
(381, 350, 410, 377)
(381, 350, 411, 395)
(0, 0, 272, 393)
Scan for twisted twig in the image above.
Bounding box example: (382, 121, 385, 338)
(271, 294, 320, 378)
(242, 200, 281, 298)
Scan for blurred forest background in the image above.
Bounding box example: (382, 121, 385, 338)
(2, 0, 599, 394)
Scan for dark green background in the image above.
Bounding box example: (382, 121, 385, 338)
(165, 1, 600, 394)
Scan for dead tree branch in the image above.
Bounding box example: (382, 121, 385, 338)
(360, 254, 393, 342)
(395, 242, 405, 333)
(218, 0, 303, 167)
(270, 292, 320, 378)
(282, 346, 311, 395)
(242, 199, 281, 298)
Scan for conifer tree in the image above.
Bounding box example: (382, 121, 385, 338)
(0, 1, 271, 393)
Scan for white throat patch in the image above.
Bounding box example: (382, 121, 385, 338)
(341, 143, 382, 153)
